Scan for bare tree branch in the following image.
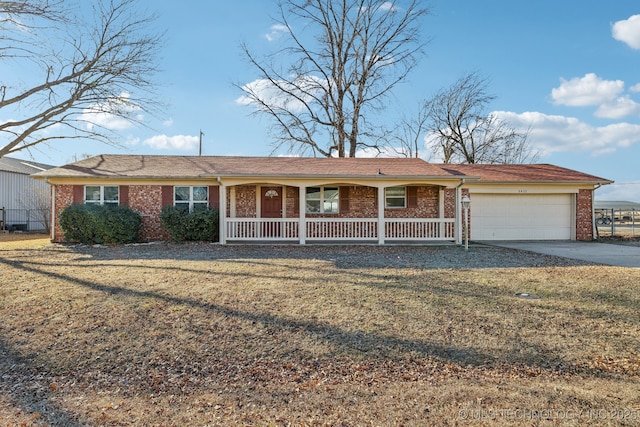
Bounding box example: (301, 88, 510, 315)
(237, 0, 429, 157)
(425, 71, 540, 164)
(0, 0, 163, 159)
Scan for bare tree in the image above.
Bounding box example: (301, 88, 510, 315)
(0, 0, 163, 159)
(238, 0, 429, 158)
(388, 100, 430, 158)
(426, 72, 539, 164)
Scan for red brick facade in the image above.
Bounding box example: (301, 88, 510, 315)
(128, 185, 169, 242)
(53, 184, 75, 242)
(233, 185, 257, 218)
(576, 189, 594, 241)
(52, 183, 595, 243)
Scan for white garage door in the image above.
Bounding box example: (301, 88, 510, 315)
(471, 194, 573, 240)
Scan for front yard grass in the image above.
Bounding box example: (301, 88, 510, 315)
(0, 243, 639, 426)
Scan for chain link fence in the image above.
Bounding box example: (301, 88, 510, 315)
(595, 208, 638, 238)
(0, 207, 50, 233)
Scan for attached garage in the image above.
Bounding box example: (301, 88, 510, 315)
(446, 163, 612, 242)
(470, 193, 574, 240)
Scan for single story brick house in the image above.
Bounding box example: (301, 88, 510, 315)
(32, 155, 611, 244)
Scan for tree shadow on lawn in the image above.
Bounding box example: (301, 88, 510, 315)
(20, 255, 634, 328)
(1, 256, 600, 374)
(59, 242, 595, 270)
(0, 337, 85, 426)
(1, 250, 631, 423)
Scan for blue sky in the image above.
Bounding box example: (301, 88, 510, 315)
(8, 0, 640, 201)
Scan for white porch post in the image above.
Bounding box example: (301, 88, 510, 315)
(50, 184, 56, 241)
(455, 185, 462, 245)
(219, 183, 226, 245)
(439, 188, 445, 238)
(299, 186, 306, 245)
(378, 186, 385, 245)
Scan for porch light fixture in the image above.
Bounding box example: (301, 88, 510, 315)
(461, 195, 471, 251)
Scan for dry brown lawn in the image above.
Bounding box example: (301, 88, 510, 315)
(0, 240, 639, 426)
(0, 233, 50, 250)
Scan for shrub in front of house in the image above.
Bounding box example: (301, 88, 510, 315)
(59, 203, 142, 244)
(159, 206, 219, 242)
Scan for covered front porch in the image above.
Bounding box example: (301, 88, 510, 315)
(217, 178, 466, 245)
(224, 217, 456, 244)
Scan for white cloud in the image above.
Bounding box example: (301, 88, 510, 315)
(264, 24, 289, 42)
(596, 182, 640, 201)
(551, 73, 624, 107)
(236, 76, 324, 112)
(612, 14, 640, 49)
(378, 2, 399, 12)
(494, 110, 640, 157)
(630, 83, 640, 93)
(162, 118, 174, 127)
(125, 136, 140, 146)
(80, 92, 143, 131)
(142, 134, 199, 151)
(595, 96, 640, 119)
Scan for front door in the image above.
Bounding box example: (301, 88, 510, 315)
(261, 186, 282, 238)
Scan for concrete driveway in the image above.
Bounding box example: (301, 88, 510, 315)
(481, 241, 640, 268)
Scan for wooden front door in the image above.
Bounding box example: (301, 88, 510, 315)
(261, 186, 282, 238)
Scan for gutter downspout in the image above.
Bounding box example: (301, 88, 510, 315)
(48, 179, 55, 242)
(455, 179, 465, 245)
(592, 183, 601, 240)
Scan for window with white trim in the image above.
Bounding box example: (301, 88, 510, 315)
(174, 186, 208, 212)
(85, 186, 119, 206)
(306, 187, 339, 213)
(385, 186, 406, 208)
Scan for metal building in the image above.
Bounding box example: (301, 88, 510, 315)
(0, 156, 55, 232)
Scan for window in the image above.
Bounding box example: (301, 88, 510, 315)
(85, 186, 119, 206)
(306, 187, 339, 213)
(174, 186, 208, 212)
(385, 186, 406, 208)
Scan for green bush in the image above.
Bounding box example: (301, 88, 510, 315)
(59, 203, 142, 244)
(159, 206, 219, 242)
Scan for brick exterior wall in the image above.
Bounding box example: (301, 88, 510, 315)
(52, 184, 75, 242)
(53, 183, 449, 242)
(444, 188, 456, 218)
(385, 186, 440, 219)
(128, 185, 169, 241)
(53, 182, 593, 242)
(265, 185, 443, 219)
(339, 185, 377, 219)
(285, 186, 300, 218)
(234, 185, 257, 218)
(53, 184, 171, 242)
(576, 189, 594, 241)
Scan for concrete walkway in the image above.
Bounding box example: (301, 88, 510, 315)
(481, 241, 640, 268)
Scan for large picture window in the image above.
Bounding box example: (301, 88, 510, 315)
(385, 186, 406, 208)
(85, 186, 119, 206)
(306, 187, 339, 213)
(174, 186, 208, 212)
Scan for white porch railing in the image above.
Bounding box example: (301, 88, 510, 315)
(225, 217, 456, 242)
(306, 218, 378, 241)
(384, 218, 456, 240)
(225, 218, 300, 241)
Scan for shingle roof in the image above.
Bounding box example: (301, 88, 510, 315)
(0, 156, 55, 175)
(33, 154, 459, 179)
(440, 163, 612, 184)
(31, 154, 612, 185)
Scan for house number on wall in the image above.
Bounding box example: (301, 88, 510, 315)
(518, 189, 528, 193)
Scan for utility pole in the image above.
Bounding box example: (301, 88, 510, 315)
(199, 130, 204, 156)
